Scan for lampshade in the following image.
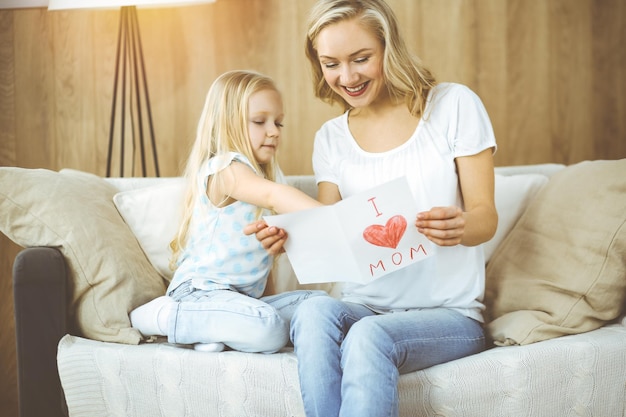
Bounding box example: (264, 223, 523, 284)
(48, 0, 215, 10)
(0, 0, 48, 8)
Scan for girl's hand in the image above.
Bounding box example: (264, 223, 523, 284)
(415, 206, 465, 246)
(243, 220, 287, 255)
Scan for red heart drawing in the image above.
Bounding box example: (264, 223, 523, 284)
(363, 215, 407, 249)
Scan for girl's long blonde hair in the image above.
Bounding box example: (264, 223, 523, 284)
(169, 70, 280, 270)
(305, 0, 437, 117)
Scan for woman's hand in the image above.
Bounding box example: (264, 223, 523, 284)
(243, 220, 287, 255)
(415, 206, 466, 246)
(416, 149, 498, 247)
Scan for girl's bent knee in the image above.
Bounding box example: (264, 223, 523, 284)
(233, 315, 289, 353)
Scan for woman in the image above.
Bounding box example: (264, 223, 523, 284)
(247, 1, 497, 415)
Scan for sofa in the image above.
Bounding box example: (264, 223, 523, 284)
(3, 160, 626, 417)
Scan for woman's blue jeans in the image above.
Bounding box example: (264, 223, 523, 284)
(290, 296, 485, 417)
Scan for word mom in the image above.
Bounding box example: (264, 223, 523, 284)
(368, 244, 428, 277)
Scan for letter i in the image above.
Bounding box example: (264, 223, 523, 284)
(368, 197, 383, 217)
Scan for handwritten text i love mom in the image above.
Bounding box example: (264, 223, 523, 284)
(264, 177, 433, 285)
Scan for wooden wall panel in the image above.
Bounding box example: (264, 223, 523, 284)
(14, 10, 56, 169)
(505, 0, 552, 165)
(90, 11, 119, 174)
(475, 0, 508, 153)
(548, 0, 594, 163)
(0, 12, 15, 167)
(1, 0, 625, 174)
(591, 0, 626, 160)
(414, 0, 478, 87)
(139, 6, 218, 175)
(1, 1, 625, 416)
(0, 12, 17, 417)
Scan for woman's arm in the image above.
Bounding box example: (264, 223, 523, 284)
(415, 148, 497, 247)
(262, 269, 277, 296)
(316, 181, 341, 205)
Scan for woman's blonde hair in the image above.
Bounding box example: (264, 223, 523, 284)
(305, 0, 436, 117)
(169, 70, 280, 269)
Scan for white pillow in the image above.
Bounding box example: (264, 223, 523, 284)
(484, 174, 549, 262)
(113, 178, 186, 280)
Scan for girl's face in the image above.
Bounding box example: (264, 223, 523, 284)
(315, 18, 385, 109)
(247, 88, 284, 164)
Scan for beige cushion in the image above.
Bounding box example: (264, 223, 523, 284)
(484, 173, 549, 262)
(486, 160, 626, 345)
(0, 168, 167, 344)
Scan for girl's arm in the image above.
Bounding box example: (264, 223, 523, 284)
(242, 176, 341, 255)
(415, 148, 498, 247)
(216, 161, 322, 214)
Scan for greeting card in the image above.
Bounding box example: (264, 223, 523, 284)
(264, 177, 433, 284)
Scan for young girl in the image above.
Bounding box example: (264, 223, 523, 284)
(130, 70, 323, 354)
(248, 0, 498, 415)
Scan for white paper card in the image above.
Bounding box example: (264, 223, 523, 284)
(264, 177, 433, 284)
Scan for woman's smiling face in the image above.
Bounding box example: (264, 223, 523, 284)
(315, 18, 386, 109)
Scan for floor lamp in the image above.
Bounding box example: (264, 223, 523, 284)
(48, 0, 215, 177)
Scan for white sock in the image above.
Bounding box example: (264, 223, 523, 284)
(130, 296, 175, 337)
(194, 342, 225, 352)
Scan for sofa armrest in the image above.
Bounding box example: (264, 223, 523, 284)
(13, 247, 68, 417)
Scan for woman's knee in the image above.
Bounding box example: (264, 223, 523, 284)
(290, 297, 375, 348)
(290, 295, 345, 340)
(342, 316, 392, 358)
(291, 295, 342, 326)
(263, 289, 329, 323)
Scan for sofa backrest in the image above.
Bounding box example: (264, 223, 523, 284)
(96, 164, 566, 300)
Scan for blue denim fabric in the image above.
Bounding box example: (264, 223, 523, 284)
(291, 296, 485, 417)
(168, 281, 325, 353)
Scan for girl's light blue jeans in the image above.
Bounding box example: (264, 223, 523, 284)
(168, 281, 325, 353)
(290, 295, 485, 417)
